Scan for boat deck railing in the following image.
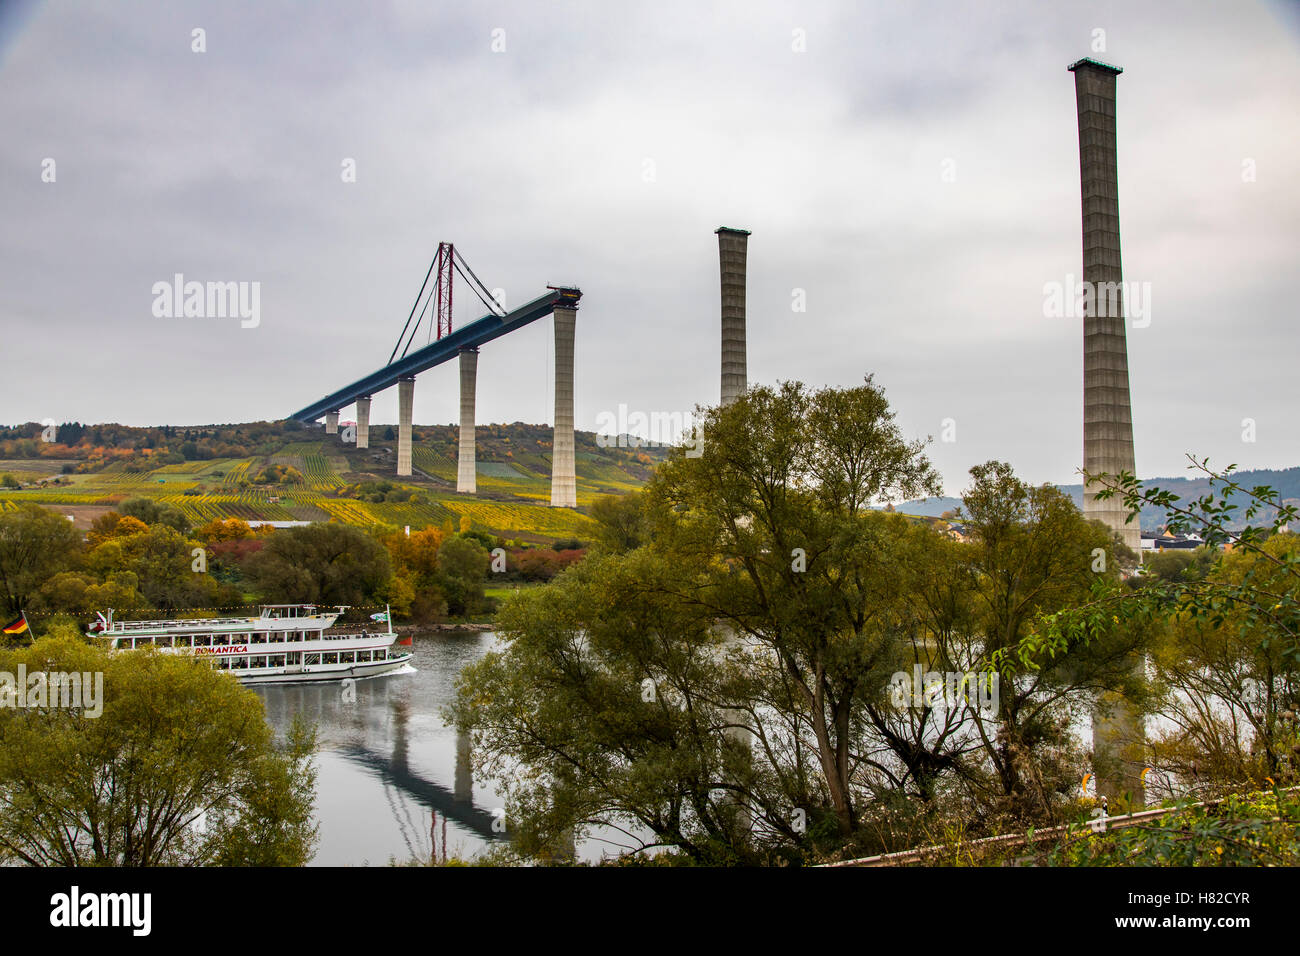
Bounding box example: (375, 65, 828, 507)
(113, 629, 394, 644)
(99, 614, 339, 634)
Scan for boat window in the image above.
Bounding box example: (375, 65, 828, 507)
(230, 657, 248, 669)
(304, 653, 320, 666)
(252, 632, 267, 644)
(323, 652, 338, 665)
(195, 635, 211, 647)
(269, 655, 285, 666)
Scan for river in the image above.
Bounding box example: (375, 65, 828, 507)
(255, 629, 506, 867)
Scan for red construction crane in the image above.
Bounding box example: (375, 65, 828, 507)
(433, 242, 454, 341)
(388, 242, 505, 365)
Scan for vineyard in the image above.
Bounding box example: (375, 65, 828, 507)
(0, 426, 667, 541)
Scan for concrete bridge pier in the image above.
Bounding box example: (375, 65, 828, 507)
(549, 304, 577, 508)
(717, 226, 750, 407)
(457, 349, 478, 494)
(355, 396, 371, 449)
(397, 376, 415, 477)
(325, 410, 339, 435)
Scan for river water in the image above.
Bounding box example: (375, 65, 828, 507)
(255, 629, 507, 867)
(253, 629, 1145, 866)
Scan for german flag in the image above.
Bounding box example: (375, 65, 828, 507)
(2, 613, 30, 636)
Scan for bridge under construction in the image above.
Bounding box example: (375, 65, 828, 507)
(289, 243, 581, 508)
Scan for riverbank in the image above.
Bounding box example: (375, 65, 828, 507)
(389, 621, 494, 634)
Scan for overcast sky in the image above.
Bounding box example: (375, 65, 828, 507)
(1, 0, 1297, 497)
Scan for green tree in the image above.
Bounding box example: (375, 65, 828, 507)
(457, 379, 944, 858)
(0, 504, 82, 616)
(1020, 457, 1300, 798)
(452, 549, 778, 863)
(246, 523, 391, 607)
(1143, 534, 1300, 793)
(589, 492, 647, 554)
(644, 379, 941, 837)
(118, 497, 191, 535)
(0, 631, 317, 866)
(438, 536, 489, 616)
(959, 462, 1146, 816)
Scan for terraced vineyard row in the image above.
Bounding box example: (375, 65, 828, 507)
(221, 460, 253, 487)
(297, 444, 346, 490)
(437, 495, 595, 537)
(412, 446, 456, 481)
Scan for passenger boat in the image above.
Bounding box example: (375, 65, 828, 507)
(86, 604, 415, 685)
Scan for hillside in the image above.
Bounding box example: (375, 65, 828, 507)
(0, 420, 671, 544)
(894, 466, 1300, 532)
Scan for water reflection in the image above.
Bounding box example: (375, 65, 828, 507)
(255, 629, 504, 866)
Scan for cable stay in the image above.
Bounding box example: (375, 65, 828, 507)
(387, 242, 505, 366)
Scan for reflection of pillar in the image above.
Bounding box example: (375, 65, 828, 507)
(454, 729, 472, 804)
(457, 349, 478, 494)
(397, 376, 414, 478)
(1069, 56, 1144, 807)
(717, 226, 750, 407)
(553, 827, 577, 864)
(549, 305, 577, 508)
(325, 410, 339, 435)
(355, 396, 371, 450)
(716, 625, 753, 831)
(391, 698, 409, 776)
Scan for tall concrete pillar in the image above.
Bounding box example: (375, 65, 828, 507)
(355, 396, 371, 450)
(397, 376, 414, 478)
(325, 410, 339, 435)
(1070, 58, 1140, 555)
(457, 349, 478, 494)
(1070, 57, 1143, 805)
(717, 227, 750, 407)
(550, 304, 578, 508)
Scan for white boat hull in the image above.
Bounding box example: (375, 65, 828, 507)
(234, 654, 416, 685)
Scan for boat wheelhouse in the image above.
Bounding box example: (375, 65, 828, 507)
(87, 604, 414, 685)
